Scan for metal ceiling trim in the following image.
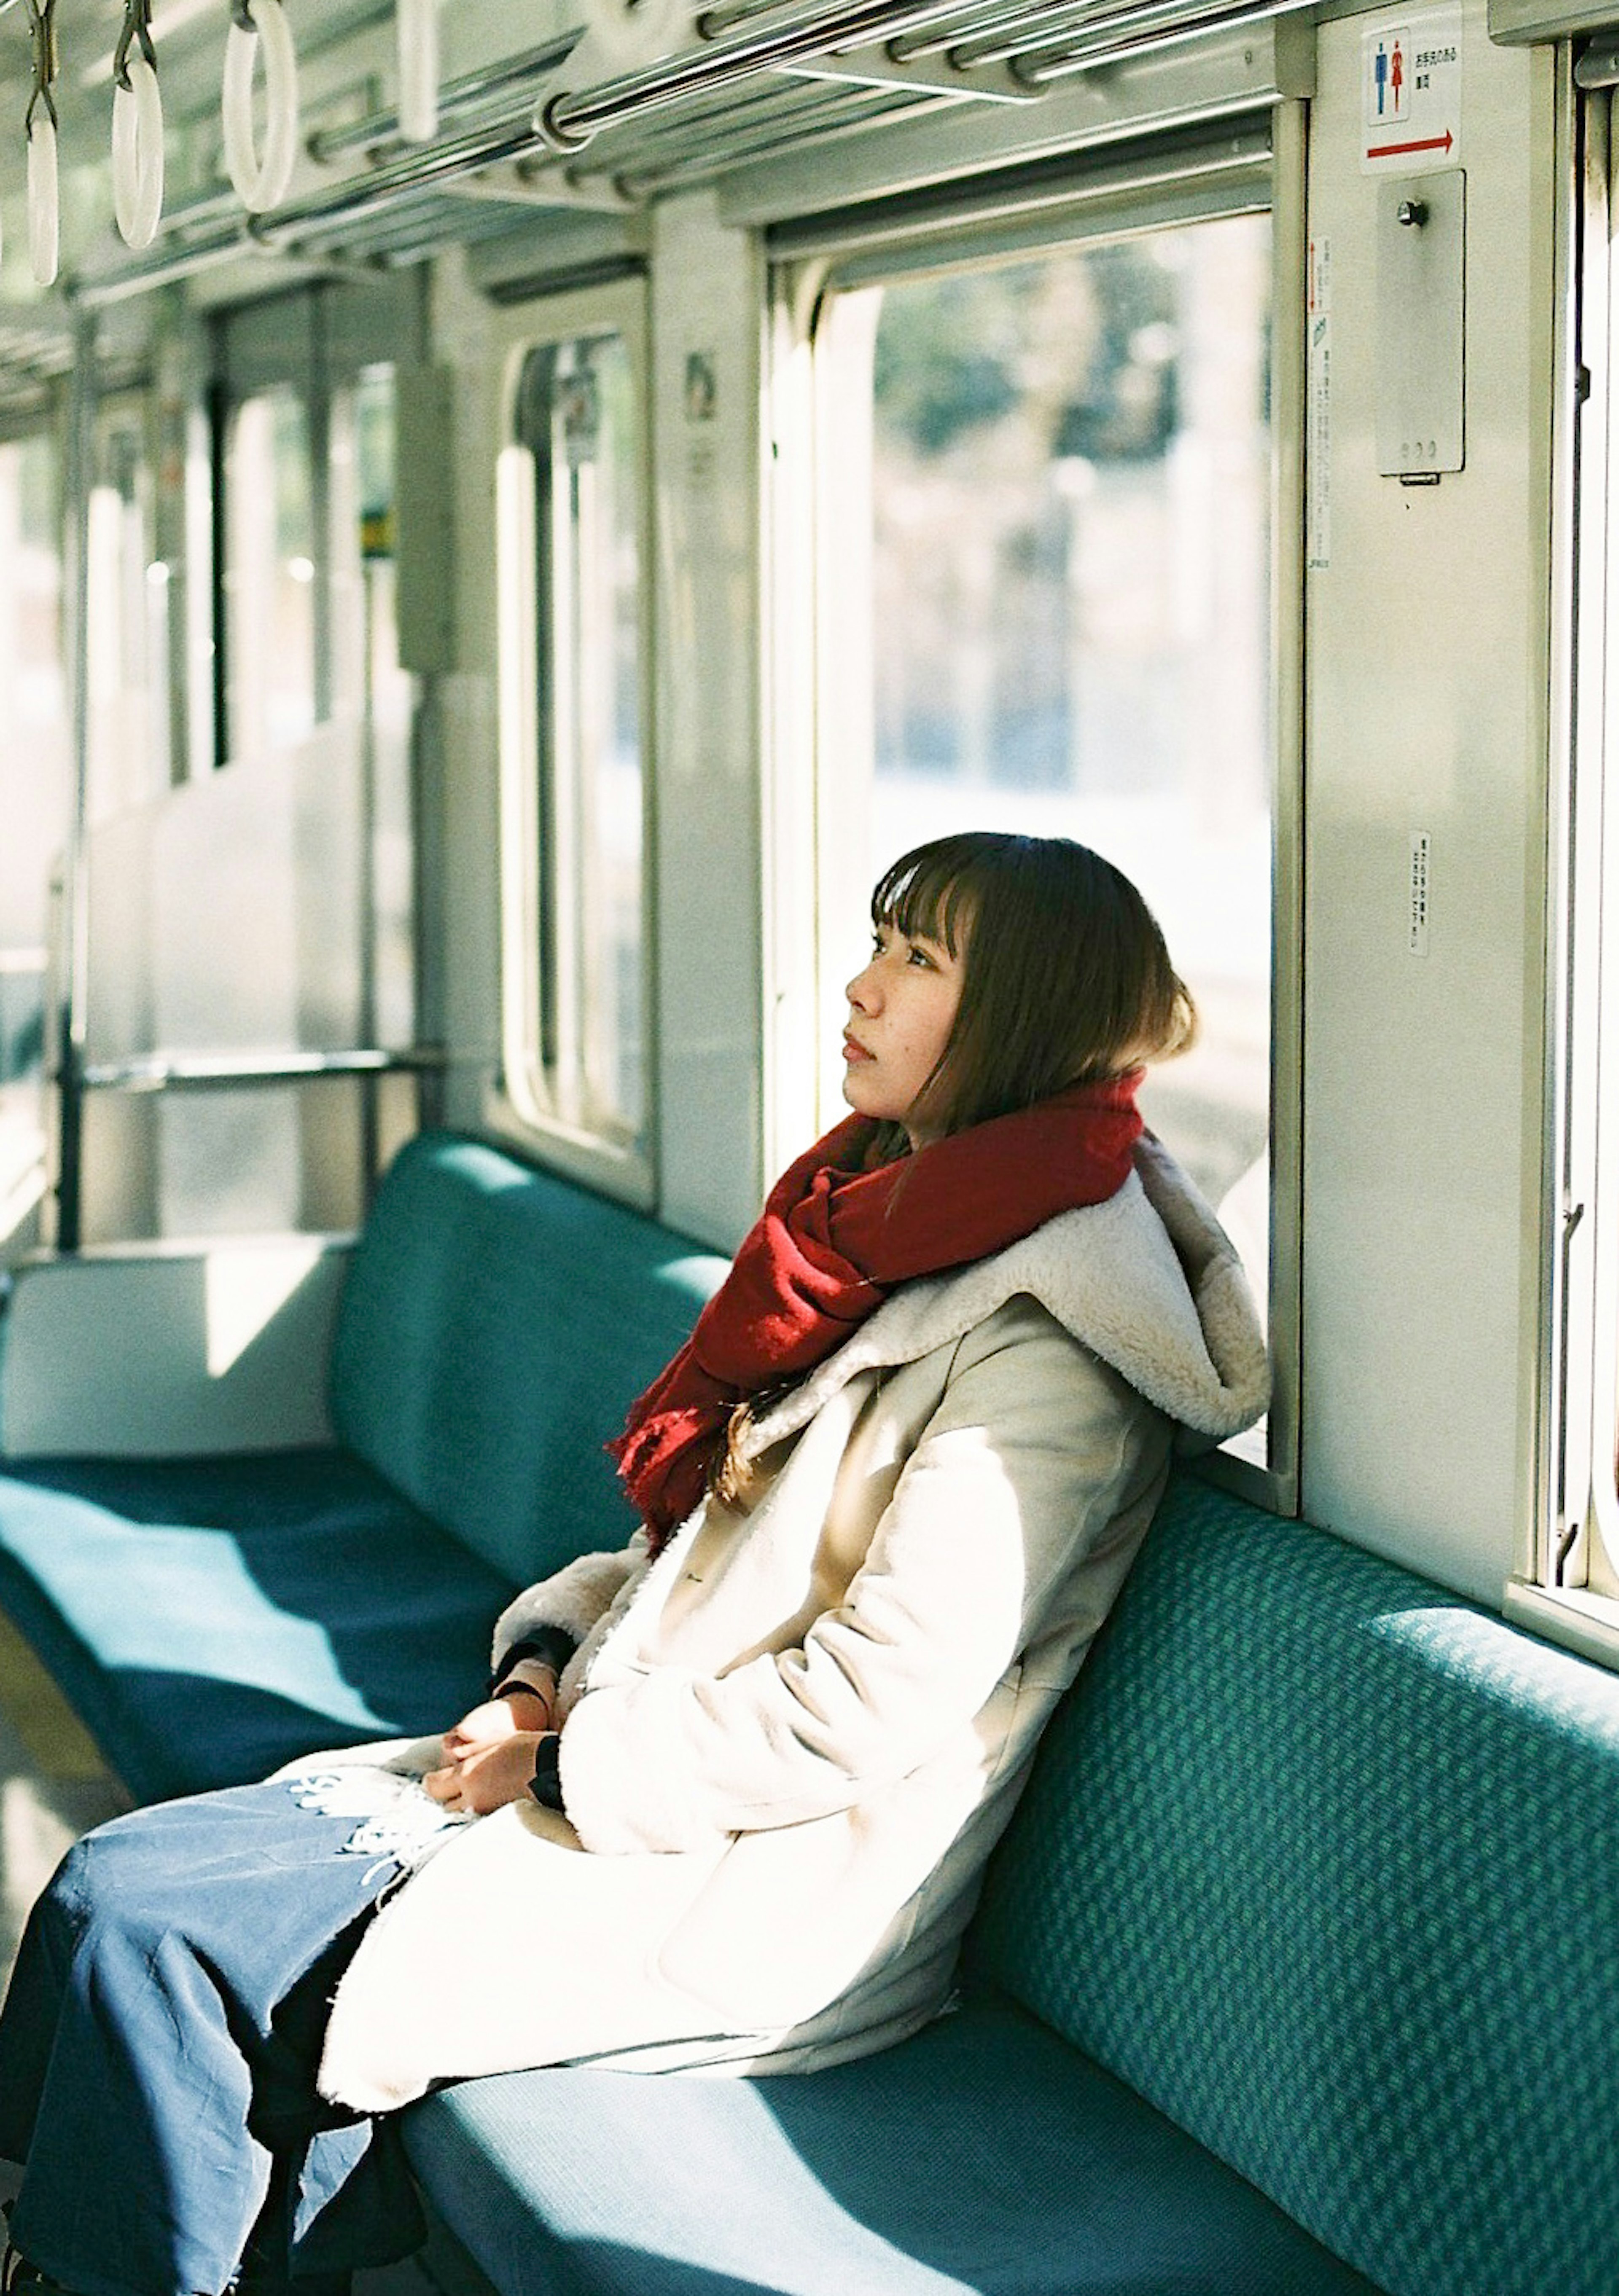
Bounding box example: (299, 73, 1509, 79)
(718, 14, 1306, 221)
(765, 108, 1271, 259)
(1019, 0, 1316, 82)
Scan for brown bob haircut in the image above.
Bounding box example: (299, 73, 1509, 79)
(871, 831, 1196, 1145)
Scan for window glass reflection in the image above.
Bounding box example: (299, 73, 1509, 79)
(223, 384, 317, 763)
(515, 330, 645, 1147)
(862, 216, 1272, 1285)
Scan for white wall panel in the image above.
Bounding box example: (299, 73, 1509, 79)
(431, 254, 507, 1139)
(1301, 5, 1554, 1601)
(651, 194, 766, 1251)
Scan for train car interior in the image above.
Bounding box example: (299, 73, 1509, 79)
(0, 0, 1616, 2289)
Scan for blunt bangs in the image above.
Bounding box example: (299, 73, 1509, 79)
(870, 840, 984, 958)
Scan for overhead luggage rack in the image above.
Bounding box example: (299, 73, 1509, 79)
(47, 0, 1312, 301)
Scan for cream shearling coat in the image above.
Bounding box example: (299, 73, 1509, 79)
(304, 1138, 1267, 2111)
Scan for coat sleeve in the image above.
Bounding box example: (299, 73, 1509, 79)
(556, 1309, 1161, 1855)
(490, 1536, 651, 1674)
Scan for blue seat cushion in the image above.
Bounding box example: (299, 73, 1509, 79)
(971, 1472, 1619, 2296)
(330, 1133, 729, 1587)
(0, 1447, 512, 1804)
(404, 1988, 1380, 2296)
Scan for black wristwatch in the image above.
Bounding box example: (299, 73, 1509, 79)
(528, 1732, 565, 1813)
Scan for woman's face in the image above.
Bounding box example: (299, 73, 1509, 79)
(842, 917, 967, 1148)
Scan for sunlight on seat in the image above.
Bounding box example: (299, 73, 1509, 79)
(465, 2079, 975, 2294)
(205, 1239, 324, 1378)
(0, 1488, 391, 1732)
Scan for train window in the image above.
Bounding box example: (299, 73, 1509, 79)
(496, 294, 651, 1193)
(87, 399, 167, 818)
(805, 214, 1275, 1445)
(222, 382, 318, 764)
(1518, 85, 1619, 1667)
(0, 432, 66, 1251)
(330, 363, 416, 1054)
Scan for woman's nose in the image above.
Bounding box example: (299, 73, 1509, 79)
(846, 961, 879, 1010)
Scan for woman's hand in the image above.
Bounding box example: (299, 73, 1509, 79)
(423, 1730, 546, 1814)
(443, 1684, 554, 1756)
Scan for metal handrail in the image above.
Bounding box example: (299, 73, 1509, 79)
(78, 1046, 446, 1094)
(1014, 0, 1312, 81)
(539, 0, 987, 146)
(305, 36, 580, 164)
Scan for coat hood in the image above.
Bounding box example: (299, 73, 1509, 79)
(741, 1134, 1268, 1456)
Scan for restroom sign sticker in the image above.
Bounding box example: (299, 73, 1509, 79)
(1360, 5, 1461, 174)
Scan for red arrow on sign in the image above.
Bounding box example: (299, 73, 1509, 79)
(1366, 129, 1455, 158)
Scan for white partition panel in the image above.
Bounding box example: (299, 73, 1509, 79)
(81, 722, 399, 1238)
(1300, 5, 1554, 1602)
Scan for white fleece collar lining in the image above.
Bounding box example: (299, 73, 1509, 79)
(740, 1141, 1268, 1456)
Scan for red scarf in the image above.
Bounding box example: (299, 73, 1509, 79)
(612, 1073, 1143, 1549)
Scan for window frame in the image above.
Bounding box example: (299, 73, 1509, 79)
(1509, 66, 1619, 1669)
(488, 276, 658, 1211)
(765, 111, 1306, 1512)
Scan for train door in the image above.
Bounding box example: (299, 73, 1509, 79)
(487, 279, 655, 1208)
(0, 429, 66, 1256)
(70, 277, 425, 1246)
(771, 122, 1304, 1500)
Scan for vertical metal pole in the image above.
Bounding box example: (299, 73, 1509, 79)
(55, 298, 98, 1253)
(359, 551, 380, 1194)
(309, 283, 334, 722)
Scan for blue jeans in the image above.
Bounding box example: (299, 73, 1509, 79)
(0, 1779, 438, 2296)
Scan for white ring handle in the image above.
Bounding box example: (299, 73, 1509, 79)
(396, 0, 439, 144)
(223, 0, 299, 214)
(113, 53, 164, 250)
(27, 115, 58, 285)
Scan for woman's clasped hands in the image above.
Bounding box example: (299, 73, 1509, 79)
(423, 1680, 555, 1814)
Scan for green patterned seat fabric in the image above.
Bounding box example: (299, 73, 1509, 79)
(972, 1474, 1619, 2296)
(330, 1133, 729, 1586)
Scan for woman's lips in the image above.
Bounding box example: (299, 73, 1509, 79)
(842, 1035, 874, 1064)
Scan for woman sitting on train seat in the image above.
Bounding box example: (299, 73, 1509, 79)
(0, 830, 1266, 2296)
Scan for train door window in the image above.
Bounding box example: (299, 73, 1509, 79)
(0, 431, 66, 1253)
(794, 187, 1286, 1479)
(495, 286, 651, 1198)
(87, 396, 167, 821)
(329, 363, 415, 1053)
(221, 380, 318, 763)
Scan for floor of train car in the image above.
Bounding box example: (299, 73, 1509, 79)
(0, 1615, 467, 2296)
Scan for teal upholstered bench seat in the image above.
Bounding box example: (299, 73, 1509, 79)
(405, 1986, 1378, 2296)
(0, 1446, 513, 1803)
(403, 1474, 1619, 2296)
(5, 1134, 1619, 2296)
(0, 1132, 729, 1805)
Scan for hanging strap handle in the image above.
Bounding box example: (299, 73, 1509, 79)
(25, 0, 60, 282)
(28, 113, 58, 282)
(112, 2, 164, 251)
(396, 0, 439, 143)
(223, 0, 300, 214)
